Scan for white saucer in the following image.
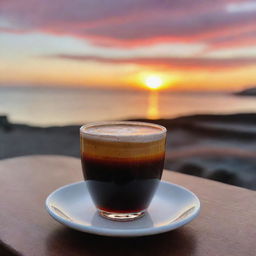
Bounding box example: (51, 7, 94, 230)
(46, 181, 200, 237)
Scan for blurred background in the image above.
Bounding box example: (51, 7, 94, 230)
(0, 0, 256, 189)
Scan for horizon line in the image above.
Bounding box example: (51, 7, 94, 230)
(0, 83, 251, 93)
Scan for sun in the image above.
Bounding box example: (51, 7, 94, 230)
(145, 75, 163, 90)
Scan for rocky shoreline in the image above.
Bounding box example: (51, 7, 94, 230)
(1, 113, 256, 190)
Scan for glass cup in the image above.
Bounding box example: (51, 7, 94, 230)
(80, 121, 166, 221)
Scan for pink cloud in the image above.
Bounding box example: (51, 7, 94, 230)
(49, 54, 256, 71)
(0, 0, 255, 50)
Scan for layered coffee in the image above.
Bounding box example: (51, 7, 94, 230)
(80, 121, 166, 220)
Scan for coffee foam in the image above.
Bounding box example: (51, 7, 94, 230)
(80, 122, 166, 143)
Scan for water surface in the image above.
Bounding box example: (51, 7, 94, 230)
(1, 87, 256, 126)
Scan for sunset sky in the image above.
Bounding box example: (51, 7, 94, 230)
(0, 0, 256, 91)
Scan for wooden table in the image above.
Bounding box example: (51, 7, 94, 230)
(0, 155, 255, 256)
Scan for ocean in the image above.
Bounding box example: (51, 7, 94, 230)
(1, 86, 256, 126)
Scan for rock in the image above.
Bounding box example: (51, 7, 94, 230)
(176, 163, 205, 177)
(208, 169, 238, 186)
(0, 116, 12, 131)
(235, 87, 256, 96)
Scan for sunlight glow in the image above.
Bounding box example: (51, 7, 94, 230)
(145, 75, 163, 90)
(131, 71, 178, 90)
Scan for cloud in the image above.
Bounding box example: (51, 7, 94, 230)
(50, 54, 256, 71)
(0, 0, 255, 50)
(226, 1, 256, 13)
(201, 25, 256, 53)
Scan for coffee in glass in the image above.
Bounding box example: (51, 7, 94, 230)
(80, 121, 166, 221)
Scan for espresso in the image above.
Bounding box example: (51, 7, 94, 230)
(80, 122, 166, 215)
(81, 153, 164, 213)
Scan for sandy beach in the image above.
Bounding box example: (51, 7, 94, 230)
(1, 113, 256, 190)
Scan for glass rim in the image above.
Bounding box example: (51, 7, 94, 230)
(80, 121, 166, 142)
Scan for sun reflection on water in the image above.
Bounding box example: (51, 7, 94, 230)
(147, 91, 159, 119)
